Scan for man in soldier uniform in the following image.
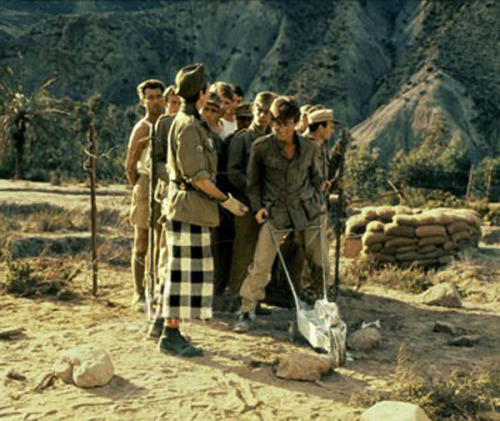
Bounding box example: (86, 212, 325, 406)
(234, 102, 253, 131)
(125, 79, 166, 309)
(226, 91, 277, 298)
(234, 96, 329, 333)
(211, 82, 237, 138)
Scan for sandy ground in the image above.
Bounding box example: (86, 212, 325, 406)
(1, 180, 499, 420)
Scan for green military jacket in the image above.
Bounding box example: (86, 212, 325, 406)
(247, 133, 323, 230)
(165, 103, 219, 227)
(226, 123, 266, 205)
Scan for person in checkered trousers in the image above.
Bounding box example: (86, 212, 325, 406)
(151, 63, 248, 357)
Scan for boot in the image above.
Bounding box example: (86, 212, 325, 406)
(147, 317, 164, 340)
(233, 312, 254, 333)
(158, 328, 203, 357)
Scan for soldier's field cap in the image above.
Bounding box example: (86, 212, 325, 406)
(308, 108, 341, 125)
(236, 102, 253, 118)
(174, 63, 208, 99)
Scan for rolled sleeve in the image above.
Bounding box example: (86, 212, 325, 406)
(176, 124, 211, 182)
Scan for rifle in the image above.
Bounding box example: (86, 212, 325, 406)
(146, 122, 157, 320)
(332, 129, 349, 302)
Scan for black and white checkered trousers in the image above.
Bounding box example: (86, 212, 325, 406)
(161, 219, 214, 320)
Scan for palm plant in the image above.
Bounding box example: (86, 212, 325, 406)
(0, 57, 68, 179)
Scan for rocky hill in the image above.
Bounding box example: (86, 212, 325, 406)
(0, 0, 499, 162)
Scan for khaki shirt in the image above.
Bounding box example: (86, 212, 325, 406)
(165, 103, 219, 227)
(247, 133, 323, 230)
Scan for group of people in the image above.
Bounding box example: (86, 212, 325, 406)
(125, 63, 343, 357)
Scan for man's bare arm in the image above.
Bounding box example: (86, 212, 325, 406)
(125, 122, 150, 185)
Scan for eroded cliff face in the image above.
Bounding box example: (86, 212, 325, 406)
(1, 0, 499, 160)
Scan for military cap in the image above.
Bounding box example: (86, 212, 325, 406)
(254, 91, 278, 111)
(174, 63, 208, 100)
(308, 108, 340, 125)
(308, 104, 326, 114)
(236, 102, 253, 118)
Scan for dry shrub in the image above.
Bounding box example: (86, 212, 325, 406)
(351, 341, 500, 420)
(1, 254, 82, 299)
(342, 256, 432, 293)
(32, 211, 74, 232)
(0, 214, 21, 232)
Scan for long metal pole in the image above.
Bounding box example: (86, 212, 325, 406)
(89, 123, 98, 296)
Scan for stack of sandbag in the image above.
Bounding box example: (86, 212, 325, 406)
(345, 206, 481, 266)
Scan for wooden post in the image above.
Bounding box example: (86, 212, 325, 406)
(486, 164, 494, 203)
(466, 165, 474, 202)
(387, 180, 405, 204)
(89, 123, 98, 296)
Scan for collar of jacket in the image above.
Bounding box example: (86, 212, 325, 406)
(180, 102, 201, 119)
(249, 122, 266, 136)
(273, 132, 302, 159)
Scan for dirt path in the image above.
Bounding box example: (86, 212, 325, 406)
(1, 180, 499, 420)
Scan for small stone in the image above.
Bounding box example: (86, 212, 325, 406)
(275, 353, 333, 382)
(6, 370, 26, 381)
(433, 321, 456, 335)
(347, 327, 381, 352)
(419, 283, 462, 307)
(448, 335, 481, 347)
(361, 401, 431, 421)
(53, 346, 114, 388)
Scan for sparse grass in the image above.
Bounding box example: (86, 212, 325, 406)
(351, 341, 500, 420)
(0, 214, 21, 232)
(342, 255, 433, 293)
(1, 254, 82, 299)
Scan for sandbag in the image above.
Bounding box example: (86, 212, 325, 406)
(415, 225, 447, 238)
(379, 247, 399, 255)
(438, 255, 453, 265)
(419, 245, 438, 254)
(447, 222, 471, 235)
(428, 212, 455, 225)
(385, 237, 418, 248)
(384, 223, 415, 238)
(361, 207, 378, 222)
(394, 205, 413, 215)
(452, 230, 471, 243)
(423, 249, 448, 259)
(375, 206, 396, 222)
(363, 232, 387, 246)
(414, 258, 439, 266)
(396, 245, 419, 253)
(418, 236, 447, 246)
(393, 214, 420, 226)
(372, 253, 396, 263)
(364, 243, 383, 253)
(443, 241, 458, 251)
(275, 353, 333, 382)
(346, 215, 368, 236)
(412, 214, 437, 226)
(396, 252, 423, 262)
(366, 220, 385, 233)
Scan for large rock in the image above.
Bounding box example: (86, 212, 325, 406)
(361, 401, 431, 421)
(347, 327, 381, 352)
(275, 353, 332, 382)
(418, 282, 462, 308)
(53, 346, 114, 388)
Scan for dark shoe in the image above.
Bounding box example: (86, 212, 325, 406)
(147, 317, 164, 340)
(158, 328, 203, 357)
(298, 289, 317, 306)
(233, 312, 254, 333)
(255, 303, 272, 316)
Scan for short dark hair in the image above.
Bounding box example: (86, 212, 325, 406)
(163, 84, 176, 100)
(309, 121, 328, 133)
(270, 96, 301, 124)
(210, 81, 234, 100)
(233, 84, 244, 97)
(136, 79, 166, 100)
